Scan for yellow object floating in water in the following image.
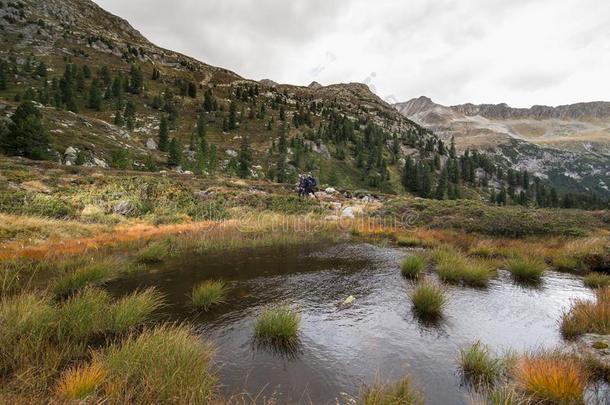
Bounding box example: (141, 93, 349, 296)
(343, 295, 355, 305)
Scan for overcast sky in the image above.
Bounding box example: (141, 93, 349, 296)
(95, 0, 610, 108)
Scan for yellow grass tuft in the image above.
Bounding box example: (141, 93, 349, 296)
(513, 353, 587, 404)
(55, 362, 106, 400)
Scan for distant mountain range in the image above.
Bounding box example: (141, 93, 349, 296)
(395, 97, 610, 197)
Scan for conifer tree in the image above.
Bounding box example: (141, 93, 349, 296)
(0, 101, 50, 160)
(449, 136, 457, 158)
(435, 167, 448, 200)
(167, 137, 181, 166)
(237, 136, 252, 178)
(88, 79, 102, 111)
(158, 116, 169, 152)
(124, 101, 136, 130)
(129, 64, 143, 94)
(113, 108, 124, 126)
(228, 101, 238, 130)
(203, 89, 217, 112)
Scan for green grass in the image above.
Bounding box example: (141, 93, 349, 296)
(191, 280, 227, 311)
(401, 255, 425, 279)
(358, 377, 423, 405)
(0, 292, 57, 375)
(136, 241, 170, 264)
(254, 306, 300, 347)
(111, 288, 164, 333)
(94, 324, 216, 403)
(53, 262, 113, 296)
(506, 256, 546, 283)
(459, 341, 504, 385)
(410, 281, 447, 318)
(58, 287, 113, 341)
(583, 272, 610, 289)
(434, 246, 495, 287)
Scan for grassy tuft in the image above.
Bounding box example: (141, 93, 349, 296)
(111, 288, 164, 334)
(58, 287, 112, 341)
(513, 353, 587, 404)
(506, 256, 546, 283)
(401, 255, 425, 279)
(136, 241, 170, 264)
(583, 272, 610, 289)
(254, 306, 300, 347)
(358, 376, 423, 405)
(458, 341, 503, 385)
(55, 363, 106, 400)
(191, 280, 227, 311)
(0, 292, 57, 374)
(94, 324, 216, 403)
(410, 280, 447, 319)
(560, 288, 610, 338)
(53, 261, 113, 296)
(434, 246, 495, 287)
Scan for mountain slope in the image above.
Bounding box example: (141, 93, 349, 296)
(395, 97, 610, 198)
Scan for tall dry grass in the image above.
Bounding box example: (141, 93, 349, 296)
(561, 287, 610, 338)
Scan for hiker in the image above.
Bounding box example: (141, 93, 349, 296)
(298, 173, 317, 198)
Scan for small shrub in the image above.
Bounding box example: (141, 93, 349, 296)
(410, 281, 446, 318)
(94, 325, 215, 403)
(513, 353, 587, 404)
(358, 376, 423, 405)
(55, 363, 106, 400)
(401, 255, 425, 279)
(254, 306, 300, 347)
(592, 341, 608, 350)
(191, 280, 227, 311)
(54, 262, 113, 296)
(560, 288, 610, 338)
(583, 272, 610, 289)
(111, 288, 164, 333)
(459, 341, 503, 385)
(506, 256, 546, 283)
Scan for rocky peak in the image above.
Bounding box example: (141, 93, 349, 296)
(308, 81, 323, 90)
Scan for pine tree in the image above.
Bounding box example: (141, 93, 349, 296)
(0, 101, 50, 160)
(489, 189, 497, 205)
(196, 113, 206, 141)
(113, 109, 124, 126)
(279, 106, 286, 121)
(203, 89, 217, 112)
(167, 137, 181, 166)
(158, 116, 169, 152)
(435, 167, 448, 200)
(124, 101, 136, 130)
(88, 79, 102, 111)
(151, 67, 160, 81)
(0, 66, 6, 91)
(35, 62, 47, 78)
(228, 101, 238, 130)
(449, 136, 456, 158)
(129, 64, 143, 94)
(237, 136, 252, 178)
(418, 163, 433, 198)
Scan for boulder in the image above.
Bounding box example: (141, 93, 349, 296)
(112, 200, 134, 216)
(325, 187, 337, 194)
(225, 149, 238, 158)
(146, 138, 157, 150)
(341, 207, 355, 219)
(569, 334, 610, 371)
